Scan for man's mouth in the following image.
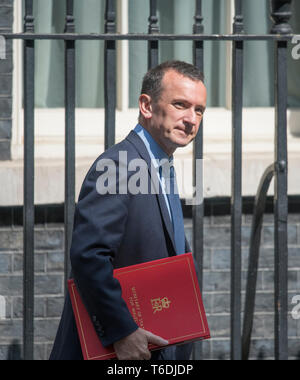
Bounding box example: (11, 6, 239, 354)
(175, 127, 192, 136)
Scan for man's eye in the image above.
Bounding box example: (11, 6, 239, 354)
(174, 102, 185, 108)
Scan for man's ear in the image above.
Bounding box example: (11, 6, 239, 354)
(139, 94, 153, 120)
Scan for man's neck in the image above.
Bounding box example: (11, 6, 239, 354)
(138, 122, 175, 158)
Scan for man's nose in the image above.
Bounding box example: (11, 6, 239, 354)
(183, 109, 197, 126)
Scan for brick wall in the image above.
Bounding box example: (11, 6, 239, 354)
(0, 0, 13, 160)
(187, 213, 300, 360)
(0, 204, 300, 360)
(0, 224, 64, 360)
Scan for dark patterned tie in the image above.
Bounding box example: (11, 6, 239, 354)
(162, 162, 186, 255)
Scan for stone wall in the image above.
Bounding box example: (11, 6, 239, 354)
(0, 202, 300, 360)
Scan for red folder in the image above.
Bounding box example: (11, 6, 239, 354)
(68, 253, 210, 360)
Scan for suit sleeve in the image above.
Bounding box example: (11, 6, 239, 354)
(70, 159, 138, 347)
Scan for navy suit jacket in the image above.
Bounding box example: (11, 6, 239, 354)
(49, 130, 194, 360)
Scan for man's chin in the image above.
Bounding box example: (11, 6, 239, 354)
(172, 136, 194, 148)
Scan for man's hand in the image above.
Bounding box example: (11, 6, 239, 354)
(113, 328, 169, 360)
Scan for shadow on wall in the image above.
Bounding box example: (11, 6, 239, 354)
(6, 340, 22, 360)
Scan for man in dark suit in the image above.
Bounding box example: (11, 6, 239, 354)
(50, 60, 207, 360)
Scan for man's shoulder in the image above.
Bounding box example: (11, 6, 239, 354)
(96, 131, 142, 162)
(77, 131, 148, 198)
(83, 131, 144, 181)
(103, 138, 135, 160)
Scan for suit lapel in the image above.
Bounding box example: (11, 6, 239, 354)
(126, 131, 177, 255)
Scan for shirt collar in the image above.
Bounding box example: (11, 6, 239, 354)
(134, 124, 173, 169)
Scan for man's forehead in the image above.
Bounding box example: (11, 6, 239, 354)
(162, 69, 203, 87)
(162, 69, 191, 83)
(160, 69, 206, 99)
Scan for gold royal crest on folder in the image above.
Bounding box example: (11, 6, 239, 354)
(151, 297, 172, 314)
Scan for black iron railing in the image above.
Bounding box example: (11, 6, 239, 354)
(242, 164, 276, 360)
(1, 0, 294, 360)
(22, 0, 35, 361)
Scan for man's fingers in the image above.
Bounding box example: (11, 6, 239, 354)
(144, 330, 169, 347)
(113, 328, 168, 359)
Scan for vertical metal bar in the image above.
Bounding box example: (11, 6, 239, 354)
(64, 0, 76, 295)
(148, 0, 159, 69)
(274, 41, 288, 360)
(192, 0, 204, 360)
(193, 0, 204, 71)
(105, 0, 117, 149)
(193, 0, 204, 290)
(23, 0, 35, 361)
(270, 0, 291, 360)
(231, 0, 244, 361)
